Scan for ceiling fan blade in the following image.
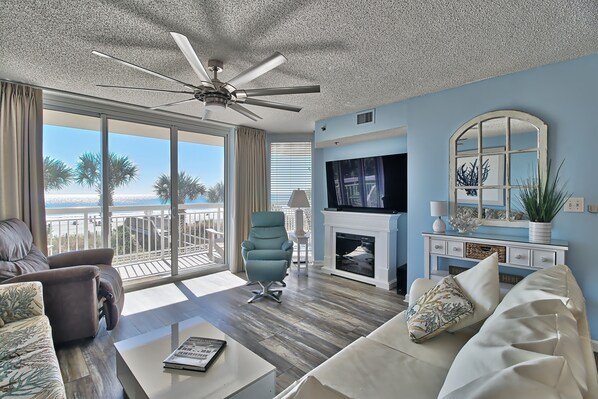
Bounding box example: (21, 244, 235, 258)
(97, 84, 195, 94)
(169, 32, 215, 89)
(242, 98, 302, 112)
(149, 98, 197, 110)
(238, 85, 320, 97)
(229, 104, 262, 121)
(92, 50, 197, 90)
(226, 52, 287, 89)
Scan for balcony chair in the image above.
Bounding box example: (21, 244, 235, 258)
(0, 218, 124, 344)
(241, 211, 293, 288)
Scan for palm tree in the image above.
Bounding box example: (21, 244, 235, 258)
(43, 156, 73, 191)
(206, 181, 225, 203)
(153, 171, 206, 204)
(75, 152, 138, 206)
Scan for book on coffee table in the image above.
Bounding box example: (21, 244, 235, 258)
(163, 336, 226, 372)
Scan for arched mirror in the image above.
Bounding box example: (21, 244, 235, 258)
(449, 110, 547, 227)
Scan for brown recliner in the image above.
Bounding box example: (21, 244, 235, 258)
(0, 218, 124, 344)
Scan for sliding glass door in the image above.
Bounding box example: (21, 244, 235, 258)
(107, 119, 171, 279)
(43, 110, 103, 255)
(178, 131, 226, 270)
(43, 108, 227, 283)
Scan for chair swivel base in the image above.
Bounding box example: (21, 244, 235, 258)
(248, 282, 282, 303)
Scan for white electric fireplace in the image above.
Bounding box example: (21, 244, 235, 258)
(321, 210, 402, 290)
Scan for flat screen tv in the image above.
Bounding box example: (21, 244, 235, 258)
(326, 153, 407, 213)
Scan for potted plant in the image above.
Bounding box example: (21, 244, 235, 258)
(517, 160, 571, 243)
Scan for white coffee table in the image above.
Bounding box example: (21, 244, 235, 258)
(115, 316, 276, 399)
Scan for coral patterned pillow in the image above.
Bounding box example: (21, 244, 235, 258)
(405, 275, 475, 343)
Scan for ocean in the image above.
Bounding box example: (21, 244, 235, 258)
(45, 193, 208, 208)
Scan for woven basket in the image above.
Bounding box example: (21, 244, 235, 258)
(465, 243, 506, 263)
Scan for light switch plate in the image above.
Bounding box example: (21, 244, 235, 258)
(565, 197, 584, 212)
(588, 204, 598, 213)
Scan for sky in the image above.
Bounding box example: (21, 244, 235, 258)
(44, 125, 225, 195)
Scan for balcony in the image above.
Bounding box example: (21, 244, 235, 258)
(47, 203, 312, 283)
(46, 203, 225, 282)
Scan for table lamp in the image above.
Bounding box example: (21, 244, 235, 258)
(430, 201, 448, 233)
(288, 189, 310, 236)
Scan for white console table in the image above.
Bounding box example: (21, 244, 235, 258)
(423, 231, 568, 280)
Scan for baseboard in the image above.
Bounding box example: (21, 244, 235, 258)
(311, 260, 324, 267)
(592, 340, 598, 352)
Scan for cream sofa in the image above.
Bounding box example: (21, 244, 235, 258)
(0, 282, 66, 398)
(276, 264, 598, 399)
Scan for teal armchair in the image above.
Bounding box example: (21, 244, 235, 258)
(242, 212, 293, 285)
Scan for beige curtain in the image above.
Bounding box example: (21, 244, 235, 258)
(232, 126, 267, 273)
(0, 82, 47, 252)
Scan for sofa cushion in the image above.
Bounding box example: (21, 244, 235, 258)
(0, 315, 66, 398)
(283, 376, 350, 399)
(489, 264, 585, 330)
(368, 310, 475, 370)
(442, 356, 582, 399)
(447, 253, 499, 332)
(439, 299, 586, 398)
(310, 337, 449, 399)
(0, 281, 44, 324)
(405, 275, 474, 343)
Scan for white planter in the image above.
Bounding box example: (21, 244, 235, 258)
(529, 222, 552, 243)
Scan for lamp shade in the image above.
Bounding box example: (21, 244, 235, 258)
(288, 189, 310, 208)
(430, 201, 448, 217)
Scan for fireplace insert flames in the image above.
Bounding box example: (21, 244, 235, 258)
(335, 232, 375, 278)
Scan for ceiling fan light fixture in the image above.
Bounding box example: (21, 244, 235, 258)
(205, 101, 227, 111)
(204, 94, 228, 111)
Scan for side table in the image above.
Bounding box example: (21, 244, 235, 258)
(288, 232, 309, 275)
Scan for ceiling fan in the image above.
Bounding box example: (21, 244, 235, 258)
(92, 32, 320, 122)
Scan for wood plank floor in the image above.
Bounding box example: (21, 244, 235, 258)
(55, 267, 407, 398)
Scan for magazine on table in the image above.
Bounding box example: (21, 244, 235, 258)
(163, 336, 227, 372)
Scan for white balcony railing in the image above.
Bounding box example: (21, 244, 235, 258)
(46, 203, 312, 281)
(46, 203, 225, 280)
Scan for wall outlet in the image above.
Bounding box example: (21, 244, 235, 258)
(565, 197, 584, 212)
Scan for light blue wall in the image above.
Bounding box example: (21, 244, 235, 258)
(313, 53, 598, 338)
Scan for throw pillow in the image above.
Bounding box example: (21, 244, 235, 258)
(488, 264, 585, 326)
(446, 252, 499, 332)
(405, 275, 474, 343)
(438, 299, 587, 399)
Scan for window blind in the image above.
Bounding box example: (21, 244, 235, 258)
(270, 142, 312, 232)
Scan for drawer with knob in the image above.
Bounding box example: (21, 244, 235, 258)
(532, 250, 556, 268)
(447, 241, 464, 257)
(509, 247, 530, 267)
(430, 239, 446, 255)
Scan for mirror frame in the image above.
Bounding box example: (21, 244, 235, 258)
(449, 110, 547, 228)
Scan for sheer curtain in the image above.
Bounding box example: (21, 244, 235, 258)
(0, 82, 47, 251)
(232, 126, 267, 273)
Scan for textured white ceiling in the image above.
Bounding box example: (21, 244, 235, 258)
(1, 0, 597, 133)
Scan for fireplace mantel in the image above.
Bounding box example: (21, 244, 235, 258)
(322, 210, 402, 290)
